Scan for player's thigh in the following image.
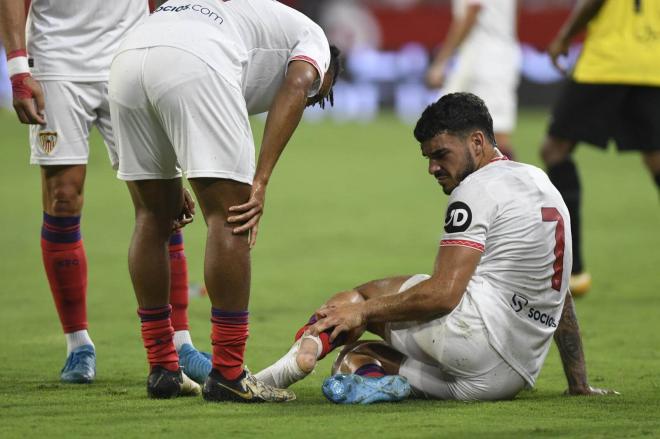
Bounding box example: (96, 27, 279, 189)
(142, 47, 254, 185)
(93, 81, 121, 170)
(109, 49, 178, 181)
(400, 355, 525, 401)
(548, 80, 626, 148)
(614, 86, 660, 152)
(29, 81, 97, 166)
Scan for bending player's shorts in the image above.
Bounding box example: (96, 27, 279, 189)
(384, 274, 526, 401)
(444, 46, 521, 133)
(109, 46, 255, 182)
(29, 81, 116, 167)
(548, 79, 660, 152)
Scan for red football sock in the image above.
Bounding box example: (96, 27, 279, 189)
(294, 314, 347, 360)
(138, 305, 179, 372)
(211, 309, 249, 381)
(168, 230, 189, 332)
(41, 213, 88, 333)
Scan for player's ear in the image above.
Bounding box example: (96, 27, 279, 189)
(471, 131, 484, 155)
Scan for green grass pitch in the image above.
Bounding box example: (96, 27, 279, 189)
(0, 108, 658, 438)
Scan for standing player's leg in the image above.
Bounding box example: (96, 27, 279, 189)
(642, 151, 660, 193)
(188, 178, 294, 403)
(126, 178, 200, 399)
(255, 275, 412, 388)
(41, 164, 96, 383)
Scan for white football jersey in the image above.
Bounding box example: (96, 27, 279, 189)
(117, 0, 331, 115)
(440, 157, 572, 386)
(451, 0, 518, 63)
(27, 0, 148, 81)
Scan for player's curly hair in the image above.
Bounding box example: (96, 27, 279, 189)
(318, 45, 342, 109)
(413, 92, 497, 145)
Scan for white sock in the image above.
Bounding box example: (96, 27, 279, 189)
(174, 330, 194, 351)
(65, 330, 94, 355)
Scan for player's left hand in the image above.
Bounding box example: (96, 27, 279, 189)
(309, 303, 366, 342)
(565, 385, 620, 397)
(228, 181, 265, 248)
(173, 187, 195, 230)
(547, 36, 570, 75)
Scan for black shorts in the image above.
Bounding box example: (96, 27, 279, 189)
(548, 80, 660, 152)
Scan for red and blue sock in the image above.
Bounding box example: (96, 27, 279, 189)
(41, 212, 88, 333)
(211, 309, 249, 381)
(138, 305, 178, 372)
(168, 230, 189, 332)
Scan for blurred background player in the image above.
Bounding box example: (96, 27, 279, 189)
(257, 93, 616, 403)
(109, 0, 341, 400)
(0, 0, 211, 384)
(540, 0, 660, 297)
(425, 0, 520, 159)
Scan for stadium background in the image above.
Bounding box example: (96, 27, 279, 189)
(1, 1, 659, 437)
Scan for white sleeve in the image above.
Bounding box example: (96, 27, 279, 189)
(287, 24, 330, 96)
(440, 181, 498, 253)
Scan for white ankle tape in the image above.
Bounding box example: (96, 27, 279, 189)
(301, 334, 323, 359)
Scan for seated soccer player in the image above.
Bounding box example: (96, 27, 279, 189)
(257, 93, 617, 403)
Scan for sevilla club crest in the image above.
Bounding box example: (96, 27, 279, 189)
(38, 130, 58, 155)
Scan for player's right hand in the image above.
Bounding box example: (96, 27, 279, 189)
(425, 62, 446, 89)
(11, 73, 46, 125)
(547, 37, 570, 75)
(228, 181, 266, 248)
(565, 385, 620, 397)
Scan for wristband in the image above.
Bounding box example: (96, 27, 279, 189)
(7, 49, 30, 77)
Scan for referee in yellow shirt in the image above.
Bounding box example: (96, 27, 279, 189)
(540, 0, 660, 296)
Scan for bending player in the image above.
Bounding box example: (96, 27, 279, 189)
(257, 93, 617, 403)
(109, 0, 341, 400)
(0, 0, 210, 386)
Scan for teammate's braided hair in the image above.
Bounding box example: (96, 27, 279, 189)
(414, 92, 497, 146)
(318, 45, 342, 109)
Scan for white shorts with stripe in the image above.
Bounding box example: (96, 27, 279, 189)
(385, 274, 526, 401)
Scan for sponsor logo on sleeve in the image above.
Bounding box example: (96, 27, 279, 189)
(444, 201, 472, 233)
(38, 130, 58, 155)
(510, 293, 557, 328)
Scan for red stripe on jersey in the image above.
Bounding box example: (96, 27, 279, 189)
(440, 239, 485, 252)
(489, 155, 509, 163)
(290, 55, 321, 78)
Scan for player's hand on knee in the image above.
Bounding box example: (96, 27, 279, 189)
(565, 385, 620, 397)
(173, 188, 196, 230)
(11, 74, 46, 125)
(310, 303, 366, 342)
(228, 183, 265, 248)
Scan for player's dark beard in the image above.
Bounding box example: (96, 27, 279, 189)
(441, 147, 477, 195)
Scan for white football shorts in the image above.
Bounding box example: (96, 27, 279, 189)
(109, 47, 255, 182)
(384, 274, 526, 401)
(443, 44, 521, 133)
(29, 81, 116, 167)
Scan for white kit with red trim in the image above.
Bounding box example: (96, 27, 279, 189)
(116, 0, 330, 115)
(440, 157, 573, 386)
(26, 0, 148, 81)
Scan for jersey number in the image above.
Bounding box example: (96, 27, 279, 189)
(542, 207, 565, 292)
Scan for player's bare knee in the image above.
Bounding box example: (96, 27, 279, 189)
(540, 137, 573, 166)
(46, 184, 83, 216)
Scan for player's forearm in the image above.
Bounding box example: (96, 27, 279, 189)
(555, 0, 605, 43)
(362, 278, 460, 323)
(254, 82, 308, 187)
(553, 293, 590, 392)
(430, 5, 480, 66)
(0, 0, 27, 52)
